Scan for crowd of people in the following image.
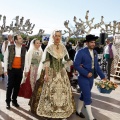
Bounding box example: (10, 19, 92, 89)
(0, 30, 118, 120)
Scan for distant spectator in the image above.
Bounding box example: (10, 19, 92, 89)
(66, 42, 72, 52)
(75, 41, 83, 52)
(94, 44, 101, 54)
(25, 36, 32, 51)
(41, 37, 49, 51)
(1, 34, 14, 55)
(104, 38, 117, 80)
(69, 48, 76, 61)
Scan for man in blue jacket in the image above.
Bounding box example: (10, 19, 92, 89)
(74, 34, 106, 120)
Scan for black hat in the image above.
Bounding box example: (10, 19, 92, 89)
(84, 34, 99, 42)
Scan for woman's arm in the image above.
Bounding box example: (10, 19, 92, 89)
(43, 52, 50, 82)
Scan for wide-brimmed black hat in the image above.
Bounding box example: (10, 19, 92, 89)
(83, 34, 99, 42)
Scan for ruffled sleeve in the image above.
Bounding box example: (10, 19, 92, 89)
(63, 54, 73, 72)
(64, 54, 71, 61)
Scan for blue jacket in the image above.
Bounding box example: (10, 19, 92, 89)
(74, 47, 105, 79)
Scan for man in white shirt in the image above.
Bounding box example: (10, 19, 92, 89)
(4, 35, 27, 109)
(1, 34, 14, 56)
(104, 38, 117, 80)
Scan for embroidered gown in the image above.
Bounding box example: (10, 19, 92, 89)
(18, 50, 42, 98)
(29, 44, 75, 119)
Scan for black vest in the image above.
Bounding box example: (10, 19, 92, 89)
(8, 45, 26, 70)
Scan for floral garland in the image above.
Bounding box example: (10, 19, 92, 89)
(95, 80, 118, 90)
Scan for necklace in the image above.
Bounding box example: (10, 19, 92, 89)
(54, 43, 59, 50)
(56, 44, 59, 50)
(54, 42, 59, 50)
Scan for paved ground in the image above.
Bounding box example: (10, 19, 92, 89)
(0, 76, 120, 120)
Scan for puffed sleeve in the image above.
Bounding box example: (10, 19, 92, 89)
(63, 54, 73, 72)
(64, 54, 73, 65)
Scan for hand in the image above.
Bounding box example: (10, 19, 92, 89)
(4, 72, 7, 76)
(74, 71, 78, 75)
(68, 60, 73, 65)
(44, 74, 49, 82)
(102, 78, 107, 81)
(24, 72, 28, 77)
(80, 64, 83, 67)
(87, 72, 93, 78)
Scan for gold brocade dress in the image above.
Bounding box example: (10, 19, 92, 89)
(29, 44, 75, 118)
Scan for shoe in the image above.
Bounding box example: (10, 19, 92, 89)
(93, 119, 97, 120)
(76, 111, 85, 118)
(12, 102, 20, 107)
(6, 103, 10, 109)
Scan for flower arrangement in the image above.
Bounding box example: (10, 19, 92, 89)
(95, 80, 118, 93)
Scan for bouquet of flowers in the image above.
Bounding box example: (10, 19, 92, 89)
(95, 80, 118, 93)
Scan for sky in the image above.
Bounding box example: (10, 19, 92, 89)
(0, 0, 120, 36)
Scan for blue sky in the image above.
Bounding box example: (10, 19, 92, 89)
(0, 0, 120, 36)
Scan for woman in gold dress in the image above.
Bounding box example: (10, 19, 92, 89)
(29, 30, 75, 120)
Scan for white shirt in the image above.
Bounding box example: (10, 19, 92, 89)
(15, 46, 21, 57)
(89, 49, 94, 69)
(4, 45, 22, 72)
(104, 45, 109, 54)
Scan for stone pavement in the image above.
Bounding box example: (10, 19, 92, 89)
(0, 76, 120, 120)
